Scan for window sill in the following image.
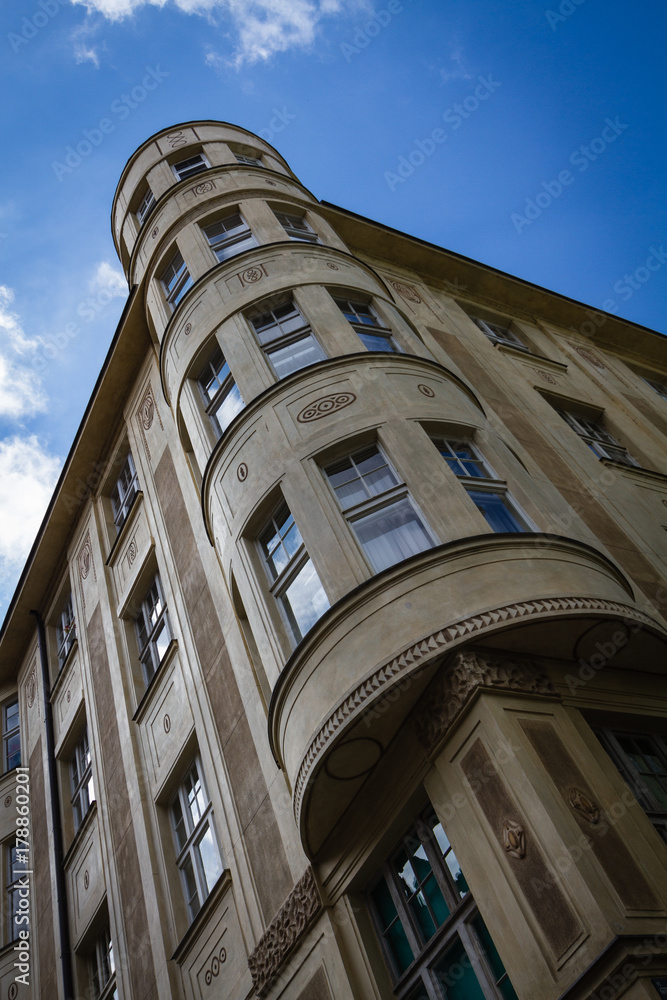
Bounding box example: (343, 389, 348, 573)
(132, 640, 179, 724)
(106, 490, 144, 567)
(171, 869, 232, 965)
(63, 800, 98, 868)
(599, 460, 667, 486)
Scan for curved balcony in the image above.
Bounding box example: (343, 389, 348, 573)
(267, 533, 667, 856)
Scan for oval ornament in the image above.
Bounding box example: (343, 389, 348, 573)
(297, 392, 356, 423)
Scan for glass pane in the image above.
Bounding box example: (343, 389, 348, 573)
(467, 491, 524, 533)
(184, 766, 206, 826)
(213, 382, 244, 434)
(472, 916, 519, 1000)
(171, 796, 188, 851)
(370, 879, 414, 976)
(354, 499, 432, 572)
(268, 335, 325, 378)
(6, 733, 21, 770)
(153, 619, 170, 665)
(196, 822, 223, 894)
(282, 559, 330, 640)
(358, 331, 396, 352)
(434, 938, 487, 1000)
(180, 853, 201, 919)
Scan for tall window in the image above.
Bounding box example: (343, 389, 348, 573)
(432, 438, 526, 533)
(473, 316, 527, 351)
(135, 575, 172, 685)
(172, 153, 209, 181)
(258, 502, 330, 644)
(111, 452, 139, 532)
(197, 346, 244, 437)
(323, 445, 434, 573)
(170, 758, 224, 921)
(595, 729, 667, 843)
(557, 410, 638, 466)
(71, 730, 95, 833)
(91, 926, 118, 1000)
(275, 211, 318, 243)
(160, 249, 193, 312)
(202, 212, 256, 262)
(2, 700, 20, 772)
(6, 839, 28, 943)
(136, 186, 156, 226)
(333, 297, 399, 352)
(57, 593, 76, 669)
(367, 805, 518, 1000)
(248, 299, 325, 379)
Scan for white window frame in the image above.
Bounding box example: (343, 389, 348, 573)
(234, 152, 263, 167)
(6, 838, 28, 944)
(202, 212, 256, 263)
(56, 593, 76, 669)
(160, 249, 193, 312)
(248, 299, 326, 379)
(431, 437, 527, 534)
(333, 296, 400, 353)
(2, 699, 20, 772)
(91, 925, 117, 1000)
(136, 186, 156, 226)
(557, 410, 638, 466)
(135, 574, 172, 686)
(111, 452, 140, 532)
(323, 444, 435, 574)
(274, 210, 319, 243)
(473, 317, 528, 352)
(171, 153, 210, 181)
(71, 729, 95, 833)
(197, 346, 244, 438)
(257, 501, 330, 644)
(170, 757, 224, 922)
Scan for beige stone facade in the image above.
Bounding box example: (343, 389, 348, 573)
(1, 120, 667, 1000)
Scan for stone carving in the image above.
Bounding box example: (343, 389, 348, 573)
(237, 462, 248, 482)
(242, 267, 263, 284)
(83, 870, 89, 890)
(536, 369, 557, 385)
(417, 383, 435, 397)
(78, 534, 92, 580)
(568, 787, 600, 824)
(26, 665, 37, 709)
(248, 867, 322, 994)
(292, 596, 659, 822)
(127, 539, 138, 567)
(163, 714, 171, 734)
(140, 387, 155, 429)
(9, 983, 18, 1000)
(166, 130, 187, 148)
(191, 180, 215, 196)
(390, 279, 422, 303)
(151, 226, 159, 239)
(204, 945, 227, 986)
(574, 345, 606, 370)
(503, 819, 526, 859)
(326, 262, 339, 270)
(66, 690, 71, 704)
(4, 796, 12, 808)
(297, 392, 356, 423)
(266, 179, 277, 186)
(184, 322, 192, 336)
(412, 649, 556, 751)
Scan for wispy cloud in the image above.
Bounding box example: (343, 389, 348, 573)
(436, 44, 473, 84)
(71, 19, 104, 66)
(89, 261, 127, 298)
(0, 435, 62, 582)
(69, 0, 367, 64)
(0, 287, 47, 418)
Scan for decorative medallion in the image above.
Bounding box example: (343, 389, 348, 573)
(266, 179, 277, 186)
(151, 226, 159, 240)
(127, 539, 138, 567)
(26, 666, 37, 709)
(326, 262, 339, 270)
(417, 383, 435, 397)
(163, 714, 171, 734)
(166, 130, 187, 149)
(140, 387, 155, 430)
(4, 796, 12, 808)
(242, 267, 263, 284)
(568, 787, 600, 824)
(536, 369, 557, 385)
(9, 983, 18, 1000)
(83, 870, 89, 890)
(78, 534, 92, 580)
(390, 280, 422, 303)
(66, 690, 71, 704)
(204, 945, 227, 986)
(503, 819, 526, 859)
(191, 180, 215, 196)
(237, 463, 248, 482)
(184, 322, 192, 336)
(297, 392, 356, 423)
(574, 345, 606, 370)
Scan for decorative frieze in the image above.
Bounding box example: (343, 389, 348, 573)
(248, 867, 322, 995)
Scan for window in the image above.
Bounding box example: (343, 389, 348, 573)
(71, 730, 95, 833)
(3, 700, 20, 772)
(595, 729, 667, 843)
(203, 212, 256, 262)
(367, 806, 518, 1000)
(111, 452, 139, 532)
(473, 317, 528, 351)
(160, 249, 193, 312)
(56, 593, 76, 669)
(234, 152, 263, 166)
(334, 297, 399, 352)
(275, 211, 318, 243)
(258, 501, 330, 643)
(136, 186, 156, 226)
(172, 153, 209, 181)
(248, 299, 326, 379)
(323, 445, 434, 573)
(170, 758, 224, 921)
(135, 575, 172, 685)
(643, 375, 667, 401)
(197, 346, 244, 437)
(432, 438, 526, 533)
(91, 926, 117, 1000)
(6, 839, 28, 943)
(557, 410, 638, 466)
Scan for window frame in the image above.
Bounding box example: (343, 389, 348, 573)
(110, 452, 140, 533)
(642, 375, 667, 401)
(234, 152, 263, 167)
(136, 186, 156, 227)
(135, 574, 173, 686)
(333, 296, 401, 353)
(169, 757, 224, 922)
(160, 248, 193, 313)
(274, 210, 319, 243)
(473, 317, 528, 352)
(171, 153, 210, 182)
(196, 345, 244, 438)
(56, 593, 77, 669)
(2, 698, 20, 772)
(90, 925, 117, 1000)
(247, 298, 326, 380)
(595, 727, 667, 843)
(557, 409, 639, 466)
(202, 211, 257, 263)
(70, 729, 95, 834)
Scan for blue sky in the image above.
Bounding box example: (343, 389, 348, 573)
(0, 0, 665, 618)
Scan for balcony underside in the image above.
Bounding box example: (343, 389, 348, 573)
(268, 533, 667, 856)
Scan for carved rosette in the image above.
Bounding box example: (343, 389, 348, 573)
(78, 533, 93, 580)
(248, 867, 322, 995)
(568, 787, 600, 824)
(413, 648, 557, 752)
(502, 819, 526, 859)
(574, 345, 606, 370)
(390, 279, 422, 303)
(140, 387, 155, 430)
(26, 665, 37, 709)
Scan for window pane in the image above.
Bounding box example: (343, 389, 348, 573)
(431, 818, 469, 898)
(153, 619, 170, 665)
(213, 383, 244, 435)
(196, 821, 223, 893)
(358, 331, 396, 352)
(472, 916, 519, 1000)
(466, 491, 524, 533)
(181, 853, 201, 918)
(282, 558, 330, 639)
(433, 938, 487, 1000)
(354, 499, 433, 572)
(370, 879, 415, 976)
(172, 796, 187, 852)
(268, 335, 324, 378)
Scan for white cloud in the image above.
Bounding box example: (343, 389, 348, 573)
(0, 435, 62, 574)
(0, 287, 47, 418)
(69, 0, 366, 64)
(437, 45, 473, 84)
(89, 261, 127, 298)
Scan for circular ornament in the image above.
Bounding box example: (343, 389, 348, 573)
(417, 384, 435, 397)
(237, 463, 248, 482)
(163, 714, 171, 734)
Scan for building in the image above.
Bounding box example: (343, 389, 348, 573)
(1, 119, 667, 1000)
